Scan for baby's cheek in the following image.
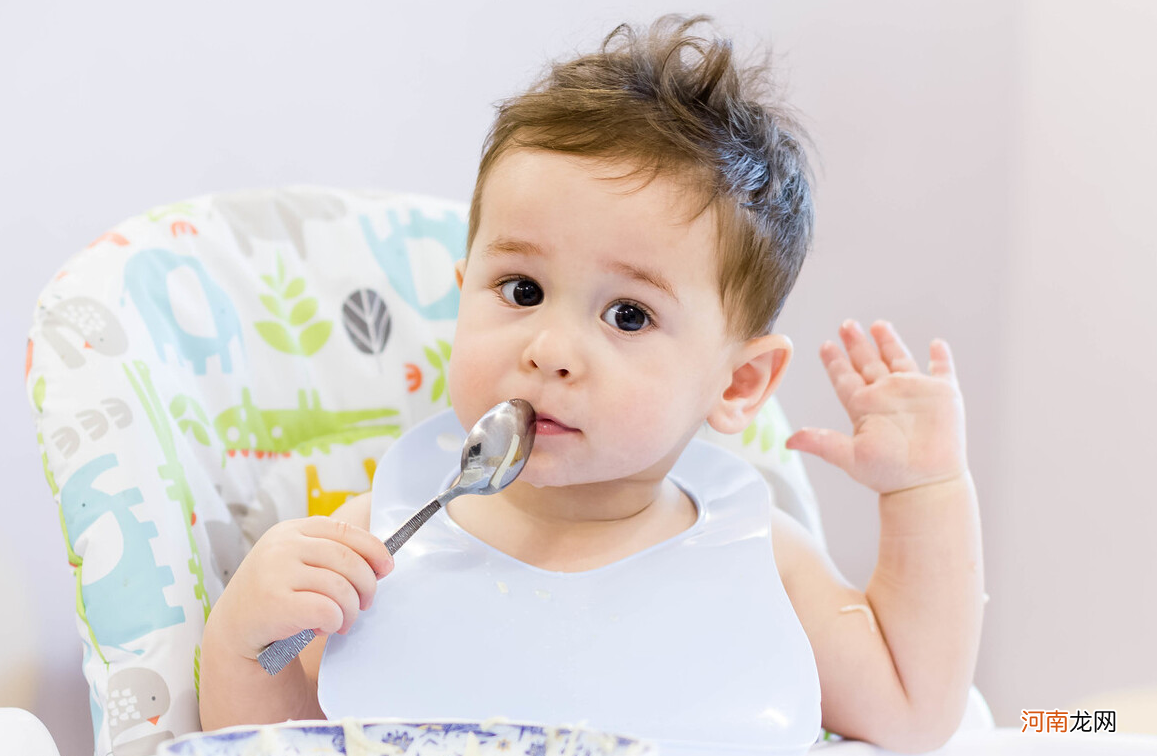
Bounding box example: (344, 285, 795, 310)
(611, 402, 678, 452)
(446, 347, 486, 425)
(445, 355, 464, 404)
(623, 386, 706, 447)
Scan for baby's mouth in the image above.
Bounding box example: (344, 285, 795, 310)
(534, 414, 578, 436)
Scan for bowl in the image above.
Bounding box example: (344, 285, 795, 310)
(158, 718, 656, 756)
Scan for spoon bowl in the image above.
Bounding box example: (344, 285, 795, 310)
(456, 398, 537, 495)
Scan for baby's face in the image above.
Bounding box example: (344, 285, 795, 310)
(449, 149, 743, 488)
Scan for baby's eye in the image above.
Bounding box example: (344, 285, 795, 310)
(602, 302, 651, 332)
(499, 278, 543, 307)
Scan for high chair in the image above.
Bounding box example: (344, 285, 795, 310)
(26, 186, 987, 755)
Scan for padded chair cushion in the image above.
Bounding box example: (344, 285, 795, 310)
(25, 186, 818, 755)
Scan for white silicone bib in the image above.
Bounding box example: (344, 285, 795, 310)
(319, 410, 821, 755)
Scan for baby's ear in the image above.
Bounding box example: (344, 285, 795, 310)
(454, 258, 467, 290)
(706, 334, 792, 435)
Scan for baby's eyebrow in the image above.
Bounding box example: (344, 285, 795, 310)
(482, 237, 542, 257)
(607, 261, 679, 303)
(482, 236, 678, 302)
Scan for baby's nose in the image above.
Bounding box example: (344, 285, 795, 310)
(529, 358, 569, 378)
(523, 325, 582, 379)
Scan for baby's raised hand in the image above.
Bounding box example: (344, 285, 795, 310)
(785, 320, 967, 495)
(207, 516, 394, 661)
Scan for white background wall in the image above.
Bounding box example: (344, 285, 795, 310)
(1, 1, 1153, 753)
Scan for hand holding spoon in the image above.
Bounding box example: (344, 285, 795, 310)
(257, 399, 537, 675)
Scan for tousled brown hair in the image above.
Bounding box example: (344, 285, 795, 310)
(467, 14, 814, 338)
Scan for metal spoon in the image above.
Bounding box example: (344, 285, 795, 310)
(257, 399, 537, 675)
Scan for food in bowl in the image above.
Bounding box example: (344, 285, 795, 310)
(158, 717, 656, 756)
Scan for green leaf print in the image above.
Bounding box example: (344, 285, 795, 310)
(421, 340, 452, 407)
(33, 376, 46, 412)
(289, 298, 318, 326)
(256, 321, 298, 354)
(742, 421, 757, 446)
(170, 394, 188, 418)
(299, 321, 332, 356)
(283, 277, 306, 299)
(254, 256, 333, 358)
(260, 294, 284, 319)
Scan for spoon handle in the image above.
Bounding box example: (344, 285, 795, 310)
(258, 493, 453, 675)
(257, 628, 316, 675)
(383, 496, 446, 555)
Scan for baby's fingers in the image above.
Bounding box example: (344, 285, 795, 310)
(820, 341, 866, 410)
(292, 565, 363, 635)
(839, 320, 890, 384)
(869, 321, 919, 373)
(928, 338, 957, 381)
(301, 535, 381, 613)
(299, 516, 394, 579)
(785, 427, 855, 473)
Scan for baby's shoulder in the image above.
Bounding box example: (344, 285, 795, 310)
(768, 505, 826, 593)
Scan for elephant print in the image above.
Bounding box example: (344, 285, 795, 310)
(60, 454, 186, 651)
(123, 248, 244, 375)
(360, 207, 466, 321)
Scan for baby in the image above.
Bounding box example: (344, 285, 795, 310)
(200, 15, 983, 754)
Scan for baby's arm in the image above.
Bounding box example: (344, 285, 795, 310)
(781, 320, 983, 753)
(199, 493, 386, 729)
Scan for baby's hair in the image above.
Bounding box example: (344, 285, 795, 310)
(467, 14, 815, 338)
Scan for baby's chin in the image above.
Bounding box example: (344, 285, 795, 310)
(510, 456, 608, 490)
(512, 456, 659, 491)
(512, 465, 586, 490)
